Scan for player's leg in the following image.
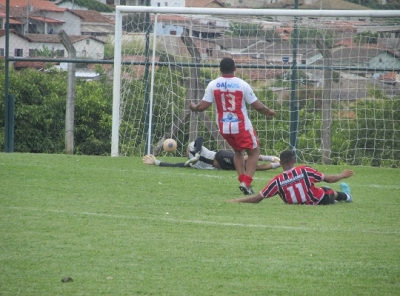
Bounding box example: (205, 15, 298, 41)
(220, 132, 257, 195)
(184, 136, 203, 166)
(233, 150, 246, 176)
(318, 187, 336, 205)
(258, 155, 281, 169)
(244, 146, 260, 178)
(255, 163, 273, 171)
(235, 150, 255, 195)
(338, 182, 353, 202)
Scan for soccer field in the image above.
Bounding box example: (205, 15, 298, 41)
(1, 153, 399, 295)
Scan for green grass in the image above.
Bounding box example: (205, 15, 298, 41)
(1, 153, 399, 295)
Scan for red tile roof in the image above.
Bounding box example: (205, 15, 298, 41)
(0, 0, 66, 12)
(380, 72, 397, 82)
(334, 38, 354, 47)
(68, 9, 114, 24)
(29, 16, 65, 24)
(185, 0, 224, 8)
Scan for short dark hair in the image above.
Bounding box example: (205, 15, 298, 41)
(220, 57, 235, 73)
(279, 150, 295, 163)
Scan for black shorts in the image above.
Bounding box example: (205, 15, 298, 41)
(215, 150, 236, 170)
(318, 187, 336, 205)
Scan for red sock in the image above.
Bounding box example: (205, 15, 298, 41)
(238, 174, 245, 183)
(243, 175, 253, 187)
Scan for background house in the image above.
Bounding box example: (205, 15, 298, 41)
(0, 29, 105, 58)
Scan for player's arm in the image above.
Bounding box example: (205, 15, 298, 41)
(226, 193, 264, 203)
(142, 154, 186, 168)
(250, 100, 276, 117)
(323, 169, 354, 183)
(189, 101, 212, 112)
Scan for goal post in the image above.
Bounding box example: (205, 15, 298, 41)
(112, 6, 400, 167)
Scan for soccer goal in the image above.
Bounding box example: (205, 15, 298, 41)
(112, 6, 400, 167)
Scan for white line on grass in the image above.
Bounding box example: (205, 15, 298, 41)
(142, 169, 400, 189)
(5, 206, 400, 235)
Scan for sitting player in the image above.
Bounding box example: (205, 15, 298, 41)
(142, 136, 281, 171)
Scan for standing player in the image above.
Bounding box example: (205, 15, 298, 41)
(189, 57, 276, 195)
(142, 136, 281, 171)
(227, 150, 354, 205)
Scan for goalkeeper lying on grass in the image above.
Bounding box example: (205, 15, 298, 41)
(142, 136, 281, 171)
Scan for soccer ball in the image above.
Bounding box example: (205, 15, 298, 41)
(163, 139, 177, 153)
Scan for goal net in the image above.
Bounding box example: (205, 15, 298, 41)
(112, 6, 400, 167)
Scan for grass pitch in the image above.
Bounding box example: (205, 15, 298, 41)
(1, 153, 399, 295)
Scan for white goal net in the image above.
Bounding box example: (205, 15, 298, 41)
(112, 6, 400, 167)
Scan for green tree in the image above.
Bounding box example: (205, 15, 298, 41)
(354, 31, 378, 44)
(33, 45, 64, 58)
(227, 22, 265, 37)
(123, 13, 152, 33)
(291, 28, 334, 47)
(0, 61, 113, 155)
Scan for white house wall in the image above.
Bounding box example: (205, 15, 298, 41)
(0, 33, 30, 57)
(73, 39, 105, 59)
(155, 22, 184, 36)
(60, 11, 82, 35)
(29, 42, 67, 56)
(151, 0, 184, 7)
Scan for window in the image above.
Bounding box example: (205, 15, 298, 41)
(29, 49, 37, 57)
(165, 2, 167, 6)
(157, 2, 160, 6)
(86, 39, 90, 45)
(0, 48, 4, 56)
(14, 48, 23, 57)
(206, 48, 213, 56)
(170, 30, 177, 35)
(379, 58, 383, 63)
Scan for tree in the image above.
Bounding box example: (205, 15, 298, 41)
(354, 31, 378, 44)
(227, 22, 265, 37)
(291, 28, 334, 47)
(123, 13, 152, 33)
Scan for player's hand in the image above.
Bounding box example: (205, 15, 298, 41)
(266, 109, 276, 117)
(142, 154, 157, 165)
(189, 102, 197, 111)
(342, 169, 355, 178)
(184, 153, 200, 167)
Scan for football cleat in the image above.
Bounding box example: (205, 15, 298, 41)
(239, 182, 254, 195)
(184, 153, 200, 167)
(340, 182, 353, 202)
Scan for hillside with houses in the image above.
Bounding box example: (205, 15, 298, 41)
(0, 0, 399, 94)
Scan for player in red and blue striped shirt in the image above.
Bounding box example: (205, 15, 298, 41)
(227, 150, 354, 205)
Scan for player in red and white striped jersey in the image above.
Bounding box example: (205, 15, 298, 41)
(227, 150, 354, 205)
(189, 58, 276, 195)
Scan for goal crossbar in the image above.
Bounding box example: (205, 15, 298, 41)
(115, 6, 399, 18)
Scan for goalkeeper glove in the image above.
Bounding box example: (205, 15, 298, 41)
(184, 153, 200, 167)
(142, 154, 160, 166)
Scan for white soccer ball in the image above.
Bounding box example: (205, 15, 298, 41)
(163, 139, 177, 153)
